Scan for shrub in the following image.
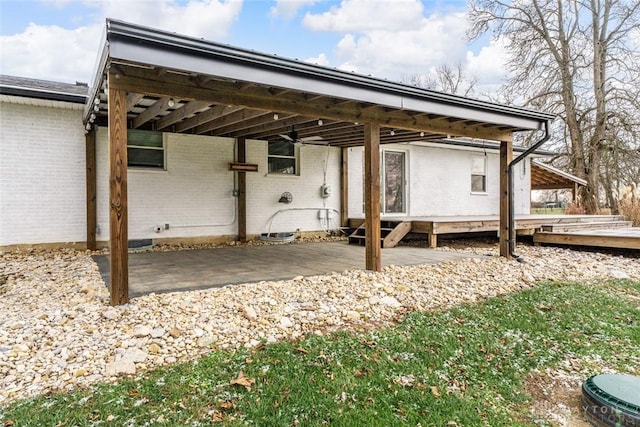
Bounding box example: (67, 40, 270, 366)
(563, 202, 585, 215)
(618, 185, 640, 226)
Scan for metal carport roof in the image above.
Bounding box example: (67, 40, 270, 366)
(84, 19, 554, 146)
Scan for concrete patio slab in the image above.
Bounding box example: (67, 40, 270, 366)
(94, 241, 474, 296)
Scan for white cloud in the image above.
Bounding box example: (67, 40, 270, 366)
(95, 0, 243, 40)
(301, 0, 508, 92)
(304, 52, 330, 66)
(332, 12, 469, 81)
(0, 23, 102, 83)
(270, 0, 317, 20)
(303, 0, 423, 32)
(0, 0, 243, 83)
(466, 37, 509, 85)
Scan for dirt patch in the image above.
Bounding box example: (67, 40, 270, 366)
(525, 371, 590, 426)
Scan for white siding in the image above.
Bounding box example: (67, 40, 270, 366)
(95, 128, 342, 240)
(348, 144, 531, 217)
(0, 102, 86, 246)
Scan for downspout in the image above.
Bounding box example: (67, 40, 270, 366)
(508, 120, 551, 261)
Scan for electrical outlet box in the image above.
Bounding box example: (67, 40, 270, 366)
(164, 223, 170, 230)
(320, 184, 331, 198)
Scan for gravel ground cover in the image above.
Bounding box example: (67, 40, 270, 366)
(0, 241, 638, 409)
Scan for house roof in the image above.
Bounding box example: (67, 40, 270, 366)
(531, 159, 587, 190)
(85, 19, 555, 146)
(0, 75, 88, 104)
(418, 137, 557, 156)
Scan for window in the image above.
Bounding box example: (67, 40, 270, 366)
(471, 156, 486, 193)
(127, 129, 165, 169)
(268, 140, 297, 174)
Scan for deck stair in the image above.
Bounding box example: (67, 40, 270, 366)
(348, 220, 412, 248)
(539, 220, 632, 233)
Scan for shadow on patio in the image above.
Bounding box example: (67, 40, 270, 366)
(93, 241, 475, 297)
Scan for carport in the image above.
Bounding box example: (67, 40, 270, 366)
(84, 19, 554, 305)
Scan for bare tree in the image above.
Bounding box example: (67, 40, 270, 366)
(468, 0, 640, 213)
(407, 62, 479, 97)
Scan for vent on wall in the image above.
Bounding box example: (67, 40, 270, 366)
(128, 239, 153, 250)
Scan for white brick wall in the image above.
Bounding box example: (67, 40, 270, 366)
(245, 140, 342, 235)
(1, 99, 533, 248)
(348, 144, 531, 217)
(95, 129, 342, 240)
(0, 101, 86, 246)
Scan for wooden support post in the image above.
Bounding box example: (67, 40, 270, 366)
(572, 182, 578, 203)
(364, 123, 381, 271)
(108, 75, 129, 306)
(237, 138, 247, 242)
(85, 129, 97, 251)
(340, 147, 349, 228)
(428, 233, 437, 248)
(499, 139, 513, 259)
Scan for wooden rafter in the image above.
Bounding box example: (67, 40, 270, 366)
(155, 100, 211, 130)
(132, 97, 174, 128)
(109, 66, 512, 141)
(174, 104, 243, 133)
(194, 108, 270, 135)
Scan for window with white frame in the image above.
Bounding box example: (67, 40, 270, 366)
(471, 156, 487, 193)
(268, 140, 298, 175)
(127, 129, 165, 169)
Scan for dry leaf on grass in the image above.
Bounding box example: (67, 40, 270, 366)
(218, 400, 236, 410)
(210, 410, 224, 422)
(430, 386, 441, 398)
(230, 371, 256, 391)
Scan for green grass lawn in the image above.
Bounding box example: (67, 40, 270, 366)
(2, 280, 639, 426)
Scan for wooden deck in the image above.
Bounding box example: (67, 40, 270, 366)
(348, 214, 639, 250)
(533, 227, 640, 250)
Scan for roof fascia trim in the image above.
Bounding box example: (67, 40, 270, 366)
(532, 159, 587, 186)
(411, 139, 557, 155)
(0, 85, 86, 104)
(101, 19, 554, 129)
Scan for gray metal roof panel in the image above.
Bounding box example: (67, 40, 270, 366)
(91, 19, 554, 129)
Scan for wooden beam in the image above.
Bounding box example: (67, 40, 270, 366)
(340, 147, 349, 228)
(85, 129, 97, 251)
(237, 138, 247, 242)
(237, 115, 314, 140)
(110, 71, 513, 141)
(126, 93, 144, 112)
(533, 231, 640, 250)
(132, 97, 173, 128)
(364, 123, 381, 271)
(155, 100, 211, 130)
(108, 73, 129, 306)
(383, 221, 412, 248)
(174, 104, 242, 133)
(499, 138, 513, 258)
(194, 108, 269, 135)
(218, 112, 298, 137)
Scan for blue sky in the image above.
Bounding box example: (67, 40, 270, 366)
(0, 0, 507, 92)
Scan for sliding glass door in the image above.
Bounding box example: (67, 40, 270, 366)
(382, 150, 406, 215)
